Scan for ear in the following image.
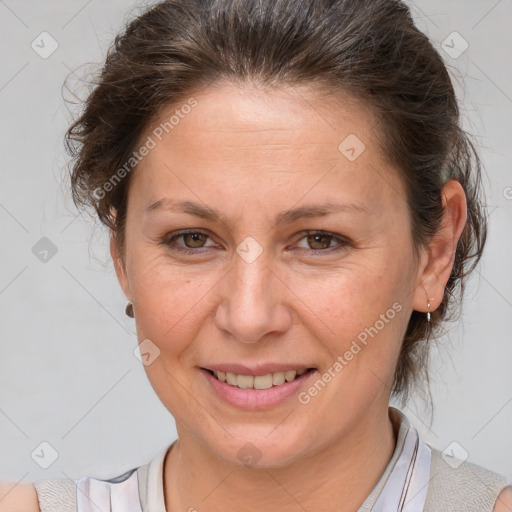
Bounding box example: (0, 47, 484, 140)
(412, 179, 468, 314)
(110, 232, 132, 302)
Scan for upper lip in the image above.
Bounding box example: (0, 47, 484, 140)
(202, 363, 315, 376)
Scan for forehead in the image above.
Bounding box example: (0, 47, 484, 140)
(145, 83, 378, 160)
(130, 83, 405, 218)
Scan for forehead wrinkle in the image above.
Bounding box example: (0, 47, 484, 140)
(196, 127, 297, 133)
(221, 143, 335, 150)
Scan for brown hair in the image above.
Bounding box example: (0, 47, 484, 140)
(65, 0, 487, 404)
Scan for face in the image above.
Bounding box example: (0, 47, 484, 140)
(113, 83, 428, 466)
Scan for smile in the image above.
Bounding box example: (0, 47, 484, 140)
(205, 368, 316, 389)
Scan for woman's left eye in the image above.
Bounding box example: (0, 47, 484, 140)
(293, 231, 348, 252)
(161, 230, 348, 254)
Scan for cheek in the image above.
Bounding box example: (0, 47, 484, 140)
(293, 258, 409, 378)
(128, 253, 219, 356)
(296, 256, 405, 325)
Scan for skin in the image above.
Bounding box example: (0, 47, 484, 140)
(110, 82, 467, 512)
(0, 82, 475, 511)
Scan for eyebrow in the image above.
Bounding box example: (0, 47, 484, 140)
(145, 198, 373, 228)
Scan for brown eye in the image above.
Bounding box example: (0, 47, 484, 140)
(182, 232, 208, 248)
(294, 231, 349, 254)
(162, 230, 216, 254)
(306, 234, 333, 250)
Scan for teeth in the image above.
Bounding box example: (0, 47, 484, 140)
(212, 368, 310, 389)
(237, 374, 254, 388)
(226, 372, 237, 386)
(272, 371, 285, 385)
(254, 374, 273, 389)
(285, 370, 297, 382)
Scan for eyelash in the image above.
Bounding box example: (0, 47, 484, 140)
(160, 229, 350, 256)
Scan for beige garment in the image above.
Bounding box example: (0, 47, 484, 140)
(358, 408, 509, 511)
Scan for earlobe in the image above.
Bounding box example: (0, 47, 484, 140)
(412, 180, 468, 315)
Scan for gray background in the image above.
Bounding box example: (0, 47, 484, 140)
(0, 0, 511, 486)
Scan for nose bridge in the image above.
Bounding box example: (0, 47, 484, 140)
(215, 240, 290, 343)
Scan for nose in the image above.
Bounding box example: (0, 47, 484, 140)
(214, 249, 293, 344)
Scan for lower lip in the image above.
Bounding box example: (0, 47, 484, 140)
(200, 368, 317, 410)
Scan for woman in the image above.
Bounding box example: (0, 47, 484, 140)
(1, 0, 511, 510)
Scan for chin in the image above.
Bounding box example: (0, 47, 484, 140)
(200, 427, 311, 469)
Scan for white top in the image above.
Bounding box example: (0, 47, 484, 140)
(33, 407, 510, 511)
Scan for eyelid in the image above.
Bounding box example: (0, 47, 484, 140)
(292, 229, 348, 244)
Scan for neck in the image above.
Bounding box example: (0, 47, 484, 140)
(163, 405, 398, 512)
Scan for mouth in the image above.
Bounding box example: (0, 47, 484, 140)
(201, 367, 317, 390)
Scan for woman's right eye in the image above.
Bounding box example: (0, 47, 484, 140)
(162, 230, 216, 254)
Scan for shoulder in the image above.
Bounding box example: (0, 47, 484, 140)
(493, 485, 512, 512)
(29, 462, 151, 512)
(1, 444, 172, 512)
(0, 481, 39, 512)
(425, 445, 511, 512)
